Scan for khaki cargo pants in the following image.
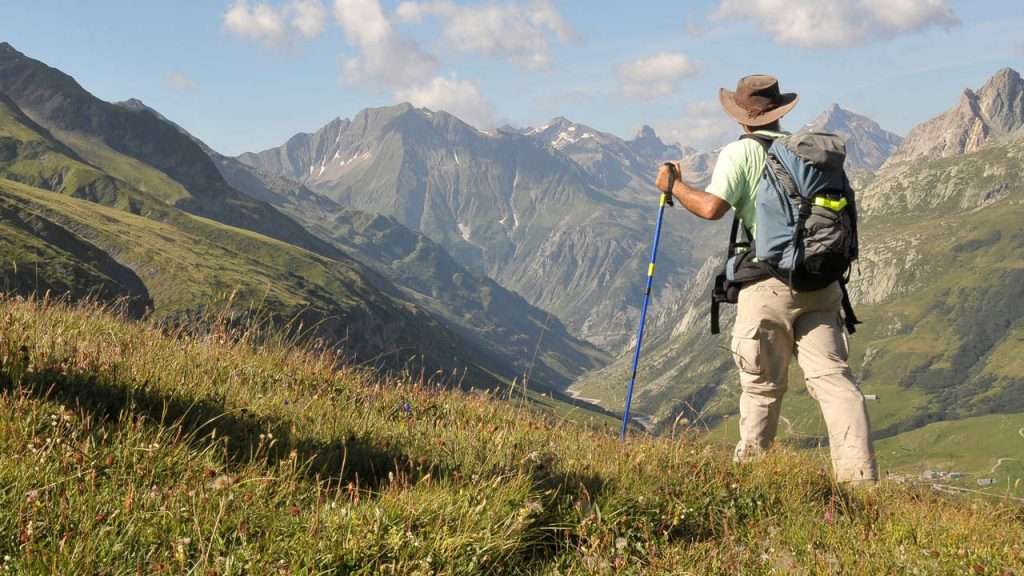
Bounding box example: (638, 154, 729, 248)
(731, 277, 878, 483)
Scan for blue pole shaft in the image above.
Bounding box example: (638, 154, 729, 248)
(620, 190, 671, 440)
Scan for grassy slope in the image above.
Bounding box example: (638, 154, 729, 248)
(0, 298, 1021, 574)
(0, 96, 151, 212)
(0, 199, 151, 315)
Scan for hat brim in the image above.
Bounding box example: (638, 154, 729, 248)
(719, 88, 799, 126)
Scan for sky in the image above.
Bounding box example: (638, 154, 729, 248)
(2, 0, 1021, 156)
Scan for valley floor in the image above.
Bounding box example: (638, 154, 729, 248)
(0, 297, 1021, 575)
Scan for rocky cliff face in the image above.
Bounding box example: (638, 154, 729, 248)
(882, 68, 1023, 169)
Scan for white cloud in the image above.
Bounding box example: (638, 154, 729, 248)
(164, 71, 197, 91)
(332, 0, 495, 127)
(396, 76, 496, 128)
(617, 52, 701, 101)
(334, 0, 437, 88)
(223, 0, 327, 47)
(395, 0, 574, 70)
(290, 0, 328, 38)
(655, 100, 740, 153)
(224, 0, 287, 45)
(712, 0, 958, 48)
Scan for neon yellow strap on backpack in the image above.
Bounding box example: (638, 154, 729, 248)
(814, 197, 848, 212)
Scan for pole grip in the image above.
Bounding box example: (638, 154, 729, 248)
(662, 162, 677, 207)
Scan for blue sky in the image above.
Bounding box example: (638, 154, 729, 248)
(2, 0, 1021, 155)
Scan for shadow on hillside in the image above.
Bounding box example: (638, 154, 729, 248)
(0, 358, 613, 510)
(0, 362, 451, 492)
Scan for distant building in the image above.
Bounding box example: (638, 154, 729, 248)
(977, 478, 996, 487)
(948, 472, 964, 480)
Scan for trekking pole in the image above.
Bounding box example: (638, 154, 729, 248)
(620, 163, 675, 440)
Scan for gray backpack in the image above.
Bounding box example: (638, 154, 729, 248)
(711, 132, 861, 335)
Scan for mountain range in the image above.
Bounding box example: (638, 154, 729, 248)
(0, 42, 606, 405)
(237, 103, 706, 351)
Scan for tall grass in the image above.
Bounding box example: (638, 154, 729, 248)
(0, 295, 1021, 574)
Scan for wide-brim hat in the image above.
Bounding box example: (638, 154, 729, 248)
(719, 74, 799, 126)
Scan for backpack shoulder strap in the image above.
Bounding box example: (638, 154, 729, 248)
(840, 280, 861, 335)
(739, 132, 775, 153)
(709, 133, 777, 336)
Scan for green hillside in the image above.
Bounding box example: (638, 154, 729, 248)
(0, 297, 1021, 574)
(876, 413, 1024, 489)
(0, 178, 496, 379)
(0, 197, 150, 316)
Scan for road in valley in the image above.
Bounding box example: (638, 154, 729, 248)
(991, 458, 1019, 474)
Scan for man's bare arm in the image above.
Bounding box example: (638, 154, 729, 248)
(655, 163, 731, 221)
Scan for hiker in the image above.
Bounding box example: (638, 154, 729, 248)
(654, 75, 878, 484)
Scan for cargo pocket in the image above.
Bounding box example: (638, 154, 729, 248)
(731, 322, 763, 375)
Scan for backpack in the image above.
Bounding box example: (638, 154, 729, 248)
(710, 132, 861, 335)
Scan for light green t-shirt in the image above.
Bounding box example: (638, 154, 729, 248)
(705, 130, 788, 238)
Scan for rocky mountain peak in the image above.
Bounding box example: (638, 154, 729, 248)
(981, 67, 1021, 91)
(116, 97, 148, 111)
(976, 67, 1023, 133)
(633, 125, 658, 142)
(819, 102, 846, 121)
(628, 124, 682, 166)
(801, 104, 902, 172)
(883, 67, 1023, 169)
